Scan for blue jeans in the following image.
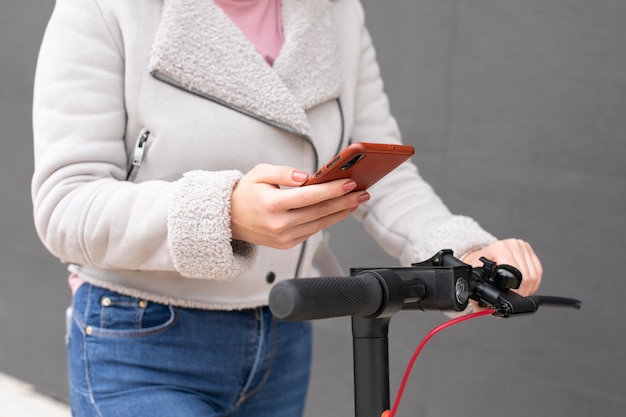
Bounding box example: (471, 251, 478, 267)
(67, 283, 312, 417)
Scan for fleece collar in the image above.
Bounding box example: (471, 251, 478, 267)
(149, 0, 342, 138)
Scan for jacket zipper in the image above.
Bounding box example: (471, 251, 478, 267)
(150, 69, 320, 169)
(126, 130, 150, 180)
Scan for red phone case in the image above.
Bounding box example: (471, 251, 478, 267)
(303, 142, 415, 191)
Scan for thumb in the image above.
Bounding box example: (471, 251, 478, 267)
(247, 164, 309, 187)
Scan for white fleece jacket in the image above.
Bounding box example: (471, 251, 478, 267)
(32, 0, 496, 310)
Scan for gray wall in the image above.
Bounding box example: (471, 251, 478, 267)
(1, 1, 624, 416)
(0, 0, 72, 400)
(310, 1, 626, 416)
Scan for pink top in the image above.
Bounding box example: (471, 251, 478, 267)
(214, 0, 284, 66)
(68, 272, 83, 294)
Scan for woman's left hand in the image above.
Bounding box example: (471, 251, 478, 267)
(461, 238, 543, 297)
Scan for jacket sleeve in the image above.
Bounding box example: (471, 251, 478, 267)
(347, 2, 496, 265)
(31, 0, 256, 279)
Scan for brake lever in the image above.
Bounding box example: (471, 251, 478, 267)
(472, 282, 536, 317)
(471, 269, 582, 317)
(425, 249, 582, 318)
(487, 291, 582, 318)
(529, 295, 582, 310)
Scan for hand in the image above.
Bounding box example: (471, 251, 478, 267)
(462, 238, 543, 297)
(230, 164, 370, 249)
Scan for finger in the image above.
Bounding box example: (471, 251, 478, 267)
(517, 241, 536, 292)
(281, 206, 357, 247)
(510, 240, 542, 296)
(505, 240, 530, 295)
(523, 245, 543, 295)
(292, 189, 369, 223)
(285, 178, 360, 210)
(246, 164, 310, 187)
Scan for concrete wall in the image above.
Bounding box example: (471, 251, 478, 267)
(310, 1, 626, 416)
(1, 1, 624, 416)
(0, 0, 71, 401)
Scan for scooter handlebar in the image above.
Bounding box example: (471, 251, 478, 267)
(269, 274, 384, 321)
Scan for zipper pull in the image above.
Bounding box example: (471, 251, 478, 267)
(132, 130, 150, 167)
(126, 130, 150, 180)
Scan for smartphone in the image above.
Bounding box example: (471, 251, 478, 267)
(302, 142, 415, 191)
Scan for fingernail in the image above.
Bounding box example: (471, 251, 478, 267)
(343, 181, 357, 192)
(292, 170, 308, 182)
(358, 192, 370, 203)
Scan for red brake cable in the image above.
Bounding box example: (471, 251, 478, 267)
(381, 308, 495, 417)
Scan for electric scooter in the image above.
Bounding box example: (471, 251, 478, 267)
(269, 249, 582, 417)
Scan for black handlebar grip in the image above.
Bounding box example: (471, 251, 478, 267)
(268, 275, 384, 321)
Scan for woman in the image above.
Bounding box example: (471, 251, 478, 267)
(32, 0, 542, 416)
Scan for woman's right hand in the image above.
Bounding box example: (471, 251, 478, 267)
(230, 164, 370, 249)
